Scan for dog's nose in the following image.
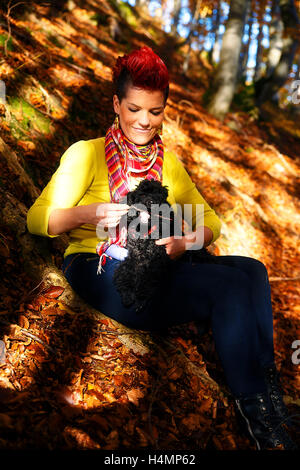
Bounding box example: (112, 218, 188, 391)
(140, 211, 150, 223)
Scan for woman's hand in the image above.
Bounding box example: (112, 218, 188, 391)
(155, 236, 186, 260)
(154, 226, 214, 259)
(48, 203, 129, 236)
(87, 202, 130, 228)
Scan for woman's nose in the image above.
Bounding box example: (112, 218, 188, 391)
(138, 112, 150, 127)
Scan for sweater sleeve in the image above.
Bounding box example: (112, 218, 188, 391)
(26, 140, 95, 238)
(170, 153, 222, 244)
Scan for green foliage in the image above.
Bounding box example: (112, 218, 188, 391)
(201, 86, 214, 108)
(232, 83, 255, 109)
(232, 83, 259, 119)
(90, 12, 109, 26)
(108, 0, 137, 27)
(148, 26, 157, 38)
(120, 3, 137, 26)
(47, 34, 63, 48)
(0, 34, 13, 51)
(226, 120, 240, 132)
(251, 221, 260, 229)
(6, 96, 51, 138)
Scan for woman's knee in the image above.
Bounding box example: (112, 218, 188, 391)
(236, 256, 269, 282)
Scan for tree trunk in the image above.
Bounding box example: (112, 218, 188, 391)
(265, 0, 283, 78)
(254, 0, 300, 106)
(182, 0, 202, 74)
(135, 0, 148, 7)
(211, 0, 221, 64)
(253, 2, 265, 82)
(237, 0, 252, 83)
(171, 0, 181, 34)
(207, 0, 248, 120)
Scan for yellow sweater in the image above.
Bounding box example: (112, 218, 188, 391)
(27, 137, 221, 258)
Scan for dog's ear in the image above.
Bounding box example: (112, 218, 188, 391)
(159, 184, 169, 203)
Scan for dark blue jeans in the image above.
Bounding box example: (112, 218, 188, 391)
(62, 252, 275, 397)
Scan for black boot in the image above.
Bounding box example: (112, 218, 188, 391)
(235, 393, 298, 450)
(263, 365, 293, 427)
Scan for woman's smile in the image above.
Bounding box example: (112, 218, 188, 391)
(133, 127, 151, 132)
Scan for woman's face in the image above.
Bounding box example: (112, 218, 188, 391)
(113, 85, 165, 145)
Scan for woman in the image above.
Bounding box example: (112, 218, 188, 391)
(27, 46, 297, 450)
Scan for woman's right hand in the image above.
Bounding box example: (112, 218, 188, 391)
(48, 202, 130, 237)
(85, 202, 130, 228)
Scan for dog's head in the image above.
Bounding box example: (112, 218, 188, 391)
(120, 179, 170, 221)
(119, 179, 175, 241)
(125, 179, 169, 209)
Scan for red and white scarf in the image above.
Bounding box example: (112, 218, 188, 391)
(96, 116, 164, 273)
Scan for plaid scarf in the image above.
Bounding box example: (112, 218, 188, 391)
(96, 116, 164, 274)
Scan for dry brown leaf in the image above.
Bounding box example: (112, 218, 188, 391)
(43, 286, 65, 299)
(18, 315, 29, 329)
(126, 388, 144, 405)
(103, 392, 117, 403)
(199, 397, 213, 413)
(167, 366, 183, 380)
(63, 426, 101, 449)
(113, 374, 124, 386)
(136, 426, 149, 447)
(181, 413, 202, 431)
(103, 430, 119, 449)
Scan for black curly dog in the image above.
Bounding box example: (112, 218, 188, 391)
(113, 179, 219, 313)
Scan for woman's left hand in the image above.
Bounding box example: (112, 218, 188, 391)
(155, 236, 186, 260)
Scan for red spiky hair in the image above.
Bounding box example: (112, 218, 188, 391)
(113, 46, 169, 91)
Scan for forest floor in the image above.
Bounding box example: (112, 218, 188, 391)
(0, 0, 299, 450)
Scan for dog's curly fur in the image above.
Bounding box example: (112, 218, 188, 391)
(113, 179, 219, 313)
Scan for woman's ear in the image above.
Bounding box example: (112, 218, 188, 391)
(113, 94, 120, 114)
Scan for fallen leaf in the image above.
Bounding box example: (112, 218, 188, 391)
(167, 366, 183, 380)
(113, 374, 124, 386)
(63, 426, 101, 449)
(43, 286, 65, 299)
(181, 413, 202, 431)
(126, 388, 144, 405)
(18, 315, 29, 329)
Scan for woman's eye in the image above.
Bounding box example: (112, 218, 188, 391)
(128, 109, 162, 116)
